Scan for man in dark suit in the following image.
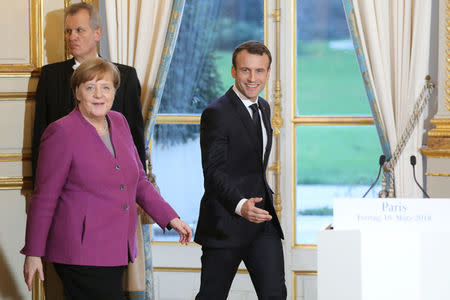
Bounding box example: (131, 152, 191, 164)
(195, 41, 287, 299)
(32, 2, 145, 181)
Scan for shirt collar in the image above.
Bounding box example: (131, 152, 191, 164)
(72, 54, 99, 70)
(233, 85, 258, 108)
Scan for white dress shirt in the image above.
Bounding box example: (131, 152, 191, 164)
(232, 85, 268, 216)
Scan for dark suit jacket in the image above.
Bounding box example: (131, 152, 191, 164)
(194, 87, 283, 248)
(32, 58, 145, 183)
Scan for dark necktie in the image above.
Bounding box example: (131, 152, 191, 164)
(250, 103, 263, 152)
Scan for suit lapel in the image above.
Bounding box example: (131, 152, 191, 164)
(226, 89, 262, 157)
(63, 58, 76, 112)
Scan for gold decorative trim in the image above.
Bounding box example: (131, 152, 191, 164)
(0, 0, 43, 77)
(425, 172, 450, 177)
(154, 267, 248, 274)
(427, 118, 450, 137)
(0, 176, 32, 190)
(292, 270, 317, 300)
(293, 116, 374, 125)
(64, 0, 72, 60)
(32, 274, 45, 300)
(155, 114, 201, 124)
(293, 270, 317, 275)
(0, 152, 32, 162)
(0, 71, 40, 78)
(421, 148, 450, 157)
(0, 92, 36, 101)
(293, 244, 317, 249)
(421, 119, 450, 157)
(268, 0, 283, 221)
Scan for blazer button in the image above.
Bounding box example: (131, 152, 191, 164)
(120, 184, 125, 190)
(115, 164, 120, 170)
(124, 204, 129, 210)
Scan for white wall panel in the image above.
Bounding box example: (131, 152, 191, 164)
(0, 190, 28, 300)
(0, 0, 30, 64)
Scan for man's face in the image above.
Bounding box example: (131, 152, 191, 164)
(231, 50, 271, 102)
(65, 9, 102, 62)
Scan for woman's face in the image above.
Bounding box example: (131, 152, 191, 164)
(75, 73, 115, 121)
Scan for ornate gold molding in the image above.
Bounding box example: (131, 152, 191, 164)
(32, 274, 45, 300)
(0, 92, 35, 101)
(0, 152, 32, 162)
(293, 116, 374, 125)
(421, 119, 450, 158)
(269, 0, 283, 221)
(425, 172, 450, 177)
(155, 114, 200, 124)
(0, 0, 43, 77)
(0, 176, 32, 190)
(427, 118, 450, 137)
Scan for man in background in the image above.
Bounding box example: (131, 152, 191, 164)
(32, 2, 145, 181)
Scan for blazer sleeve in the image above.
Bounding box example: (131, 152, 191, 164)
(200, 106, 242, 214)
(121, 67, 146, 172)
(32, 67, 50, 186)
(22, 122, 72, 256)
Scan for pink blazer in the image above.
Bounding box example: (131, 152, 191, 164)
(21, 108, 178, 266)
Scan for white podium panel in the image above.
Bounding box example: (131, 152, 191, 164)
(318, 198, 450, 300)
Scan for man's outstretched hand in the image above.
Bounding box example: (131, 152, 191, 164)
(241, 197, 272, 223)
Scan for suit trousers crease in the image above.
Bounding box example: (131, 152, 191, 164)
(196, 220, 287, 300)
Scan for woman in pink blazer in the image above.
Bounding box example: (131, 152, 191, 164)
(21, 58, 192, 299)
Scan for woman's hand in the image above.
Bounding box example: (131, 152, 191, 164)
(24, 256, 44, 291)
(169, 218, 192, 245)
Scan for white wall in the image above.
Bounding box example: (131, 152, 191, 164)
(0, 0, 65, 299)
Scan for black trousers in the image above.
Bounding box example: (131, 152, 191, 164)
(53, 263, 127, 300)
(196, 221, 287, 300)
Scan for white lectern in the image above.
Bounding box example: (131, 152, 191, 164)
(318, 198, 450, 300)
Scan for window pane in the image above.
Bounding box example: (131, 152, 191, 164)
(151, 124, 203, 241)
(159, 0, 264, 114)
(296, 125, 382, 244)
(296, 0, 370, 116)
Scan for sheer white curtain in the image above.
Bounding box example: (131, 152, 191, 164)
(104, 1, 174, 298)
(105, 0, 172, 113)
(351, 0, 432, 197)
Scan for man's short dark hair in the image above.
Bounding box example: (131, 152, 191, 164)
(232, 40, 272, 69)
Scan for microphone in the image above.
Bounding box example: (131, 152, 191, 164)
(410, 155, 430, 198)
(362, 155, 386, 198)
